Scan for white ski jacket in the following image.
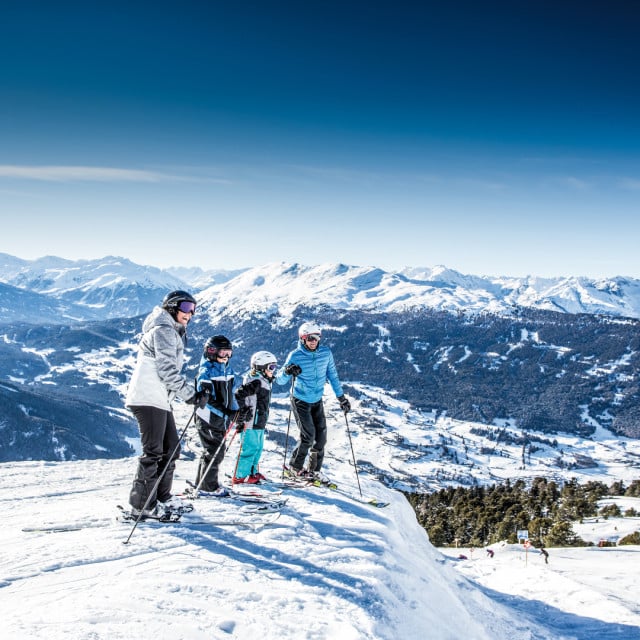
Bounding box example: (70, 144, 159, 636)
(125, 306, 195, 410)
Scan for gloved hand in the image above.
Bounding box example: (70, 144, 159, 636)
(338, 395, 351, 413)
(284, 363, 302, 376)
(196, 389, 210, 409)
(235, 423, 245, 433)
(200, 380, 213, 393)
(239, 406, 252, 422)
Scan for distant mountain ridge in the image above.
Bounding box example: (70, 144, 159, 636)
(2, 253, 639, 325)
(198, 262, 640, 322)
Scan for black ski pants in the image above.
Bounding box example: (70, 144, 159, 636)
(290, 397, 327, 472)
(195, 416, 227, 491)
(128, 405, 180, 510)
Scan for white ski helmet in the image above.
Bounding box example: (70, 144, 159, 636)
(250, 350, 277, 370)
(298, 322, 322, 339)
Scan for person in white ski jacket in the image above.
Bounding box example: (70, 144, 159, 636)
(125, 290, 199, 517)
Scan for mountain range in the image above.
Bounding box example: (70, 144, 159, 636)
(3, 253, 640, 324)
(1, 253, 639, 489)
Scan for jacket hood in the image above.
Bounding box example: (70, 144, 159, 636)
(143, 306, 186, 336)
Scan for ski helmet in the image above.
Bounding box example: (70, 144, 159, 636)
(162, 290, 197, 317)
(298, 321, 322, 339)
(204, 335, 233, 361)
(250, 350, 277, 372)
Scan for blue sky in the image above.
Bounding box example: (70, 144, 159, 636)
(1, 1, 639, 278)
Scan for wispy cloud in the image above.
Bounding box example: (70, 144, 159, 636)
(619, 177, 640, 190)
(559, 176, 591, 190)
(0, 165, 230, 184)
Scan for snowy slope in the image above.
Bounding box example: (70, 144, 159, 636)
(2, 456, 534, 640)
(3, 395, 639, 639)
(439, 542, 640, 638)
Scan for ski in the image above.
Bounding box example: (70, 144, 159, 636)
(117, 503, 184, 522)
(116, 502, 282, 521)
(183, 480, 287, 507)
(274, 471, 390, 508)
(22, 520, 111, 533)
(118, 508, 282, 528)
(183, 490, 287, 510)
(318, 483, 390, 508)
(272, 468, 338, 490)
(230, 485, 284, 499)
(24, 505, 283, 534)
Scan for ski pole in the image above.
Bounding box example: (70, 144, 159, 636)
(123, 407, 196, 545)
(281, 374, 296, 479)
(192, 411, 238, 494)
(343, 410, 362, 497)
(231, 426, 245, 483)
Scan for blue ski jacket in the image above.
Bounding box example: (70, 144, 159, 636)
(196, 357, 240, 423)
(275, 340, 344, 403)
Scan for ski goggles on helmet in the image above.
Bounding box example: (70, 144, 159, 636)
(265, 363, 278, 372)
(303, 334, 321, 342)
(216, 348, 233, 358)
(177, 301, 196, 314)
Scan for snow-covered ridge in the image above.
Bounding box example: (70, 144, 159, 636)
(3, 253, 640, 322)
(0, 253, 177, 293)
(197, 261, 640, 321)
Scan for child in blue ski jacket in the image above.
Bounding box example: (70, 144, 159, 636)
(232, 351, 278, 484)
(194, 335, 240, 493)
(275, 321, 351, 478)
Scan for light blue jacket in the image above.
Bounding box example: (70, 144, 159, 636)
(275, 340, 344, 403)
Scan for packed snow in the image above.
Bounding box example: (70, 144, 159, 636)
(2, 399, 639, 639)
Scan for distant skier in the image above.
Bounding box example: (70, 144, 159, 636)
(232, 351, 279, 484)
(486, 548, 494, 558)
(193, 335, 241, 495)
(125, 290, 199, 518)
(539, 547, 549, 564)
(275, 321, 351, 479)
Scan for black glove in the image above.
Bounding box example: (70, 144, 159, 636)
(237, 406, 252, 423)
(338, 395, 351, 413)
(196, 389, 210, 409)
(235, 423, 245, 433)
(285, 363, 302, 376)
(187, 381, 212, 407)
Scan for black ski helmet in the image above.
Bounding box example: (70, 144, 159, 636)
(204, 335, 233, 361)
(162, 290, 197, 318)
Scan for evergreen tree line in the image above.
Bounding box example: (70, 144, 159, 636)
(405, 477, 640, 548)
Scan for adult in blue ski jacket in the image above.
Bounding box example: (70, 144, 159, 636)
(194, 335, 240, 493)
(275, 321, 351, 477)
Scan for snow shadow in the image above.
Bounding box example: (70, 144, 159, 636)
(472, 582, 640, 640)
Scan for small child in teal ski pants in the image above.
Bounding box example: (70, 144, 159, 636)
(232, 351, 278, 484)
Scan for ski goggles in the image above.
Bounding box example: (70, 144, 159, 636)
(177, 301, 196, 314)
(216, 348, 233, 358)
(265, 363, 278, 372)
(303, 334, 321, 342)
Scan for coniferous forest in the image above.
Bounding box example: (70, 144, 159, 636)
(405, 477, 640, 548)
